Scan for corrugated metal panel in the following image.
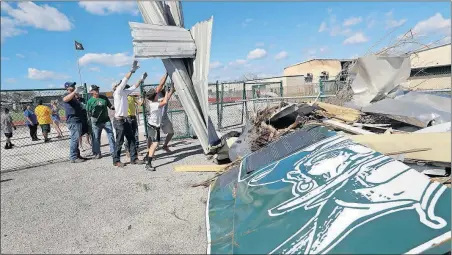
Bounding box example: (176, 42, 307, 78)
(137, 0, 210, 154)
(189, 17, 213, 124)
(163, 1, 184, 27)
(130, 22, 196, 59)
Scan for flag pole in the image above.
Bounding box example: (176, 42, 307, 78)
(74, 40, 83, 87)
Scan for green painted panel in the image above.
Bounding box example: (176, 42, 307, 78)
(208, 134, 451, 254)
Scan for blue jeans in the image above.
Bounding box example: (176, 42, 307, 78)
(123, 116, 139, 153)
(92, 120, 116, 156)
(67, 122, 82, 161)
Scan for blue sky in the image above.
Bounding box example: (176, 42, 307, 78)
(1, 1, 450, 91)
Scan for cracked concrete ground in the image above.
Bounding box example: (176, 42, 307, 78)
(1, 139, 215, 254)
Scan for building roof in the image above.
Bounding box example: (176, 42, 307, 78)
(411, 43, 450, 54)
(284, 58, 352, 69)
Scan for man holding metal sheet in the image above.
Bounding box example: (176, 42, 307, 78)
(111, 60, 146, 167)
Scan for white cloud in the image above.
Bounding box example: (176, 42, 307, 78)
(79, 53, 134, 67)
(247, 48, 267, 60)
(47, 84, 56, 88)
(242, 18, 253, 27)
(330, 26, 352, 37)
(255, 42, 265, 47)
(385, 10, 406, 29)
(327, 8, 333, 14)
(275, 51, 288, 60)
(307, 49, 317, 55)
(78, 2, 138, 16)
(210, 61, 223, 69)
(16, 53, 25, 58)
(28, 68, 70, 81)
(318, 22, 327, 32)
(2, 2, 72, 31)
(89, 67, 101, 72)
(1, 56, 10, 61)
(5, 78, 17, 84)
(1, 16, 27, 43)
(343, 32, 369, 45)
(229, 59, 247, 66)
(343, 16, 362, 27)
(412, 13, 451, 36)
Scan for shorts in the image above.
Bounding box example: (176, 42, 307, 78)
(161, 118, 174, 134)
(4, 133, 12, 138)
(40, 124, 51, 133)
(147, 124, 160, 143)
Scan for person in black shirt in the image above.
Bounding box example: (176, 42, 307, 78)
(62, 81, 88, 163)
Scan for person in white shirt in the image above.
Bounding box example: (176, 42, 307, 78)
(143, 86, 170, 171)
(111, 60, 147, 167)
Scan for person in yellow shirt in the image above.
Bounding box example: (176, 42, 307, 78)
(123, 86, 141, 157)
(34, 100, 52, 143)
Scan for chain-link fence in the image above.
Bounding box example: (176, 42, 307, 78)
(0, 88, 94, 172)
(140, 84, 191, 140)
(210, 73, 451, 133)
(208, 78, 339, 131)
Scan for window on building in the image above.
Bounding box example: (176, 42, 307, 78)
(305, 73, 313, 83)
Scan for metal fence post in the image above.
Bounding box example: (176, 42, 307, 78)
(215, 80, 220, 129)
(319, 80, 324, 102)
(219, 83, 224, 130)
(140, 82, 148, 138)
(279, 81, 283, 97)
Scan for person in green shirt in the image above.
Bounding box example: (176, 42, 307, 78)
(86, 85, 116, 159)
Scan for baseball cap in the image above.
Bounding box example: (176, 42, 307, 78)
(89, 85, 100, 92)
(64, 81, 76, 88)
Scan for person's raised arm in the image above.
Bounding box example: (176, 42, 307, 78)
(167, 85, 176, 100)
(129, 72, 148, 91)
(155, 73, 168, 94)
(159, 89, 170, 108)
(118, 60, 140, 91)
(63, 91, 77, 102)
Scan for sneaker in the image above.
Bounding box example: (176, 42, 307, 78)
(4, 145, 12, 150)
(44, 138, 51, 143)
(145, 163, 156, 171)
(71, 158, 86, 163)
(130, 159, 144, 165)
(114, 162, 125, 168)
(78, 156, 89, 160)
(162, 146, 172, 153)
(94, 154, 102, 159)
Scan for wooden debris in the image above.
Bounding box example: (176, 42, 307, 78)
(323, 119, 374, 135)
(350, 133, 451, 163)
(314, 102, 361, 123)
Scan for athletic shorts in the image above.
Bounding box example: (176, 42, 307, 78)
(147, 124, 160, 143)
(40, 124, 51, 133)
(161, 118, 174, 134)
(4, 133, 12, 138)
